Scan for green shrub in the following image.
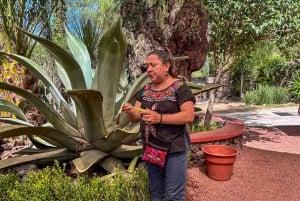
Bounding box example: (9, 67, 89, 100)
(0, 172, 19, 201)
(1, 163, 149, 201)
(289, 72, 300, 102)
(273, 87, 288, 104)
(243, 91, 256, 105)
(255, 84, 273, 105)
(243, 85, 288, 105)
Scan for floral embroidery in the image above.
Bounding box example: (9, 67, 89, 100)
(142, 144, 167, 167)
(142, 80, 182, 102)
(142, 80, 182, 138)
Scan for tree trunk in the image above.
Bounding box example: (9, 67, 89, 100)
(204, 68, 222, 127)
(240, 69, 244, 98)
(121, 0, 208, 81)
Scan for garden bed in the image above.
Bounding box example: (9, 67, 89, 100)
(188, 116, 245, 167)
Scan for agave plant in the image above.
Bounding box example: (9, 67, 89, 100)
(0, 19, 221, 174)
(0, 19, 148, 174)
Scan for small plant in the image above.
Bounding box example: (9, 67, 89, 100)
(0, 171, 19, 201)
(0, 163, 150, 201)
(191, 116, 223, 132)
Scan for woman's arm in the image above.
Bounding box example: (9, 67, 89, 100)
(141, 101, 194, 125)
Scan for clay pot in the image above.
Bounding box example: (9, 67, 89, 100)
(202, 145, 239, 181)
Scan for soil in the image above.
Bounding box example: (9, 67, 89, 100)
(185, 102, 300, 201)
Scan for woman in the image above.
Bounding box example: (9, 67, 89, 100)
(122, 49, 195, 201)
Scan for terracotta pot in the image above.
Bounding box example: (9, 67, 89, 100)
(202, 145, 239, 181)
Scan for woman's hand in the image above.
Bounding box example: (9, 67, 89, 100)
(122, 103, 134, 114)
(122, 102, 142, 123)
(141, 109, 161, 125)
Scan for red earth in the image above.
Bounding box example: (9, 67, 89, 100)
(185, 126, 300, 201)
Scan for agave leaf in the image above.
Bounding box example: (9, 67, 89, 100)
(127, 156, 140, 173)
(119, 123, 141, 144)
(110, 144, 143, 158)
(0, 99, 27, 120)
(92, 127, 139, 152)
(117, 73, 150, 128)
(60, 101, 77, 128)
(0, 148, 78, 169)
(124, 72, 150, 104)
(0, 125, 84, 152)
(67, 89, 107, 142)
(99, 156, 125, 173)
(121, 132, 141, 145)
(0, 117, 33, 126)
(66, 28, 93, 89)
(56, 60, 72, 90)
(18, 100, 34, 113)
(20, 28, 87, 89)
(72, 149, 109, 173)
(30, 135, 61, 148)
(91, 19, 127, 132)
(187, 82, 223, 95)
(0, 52, 77, 126)
(15, 147, 60, 154)
(0, 52, 65, 106)
(0, 82, 81, 138)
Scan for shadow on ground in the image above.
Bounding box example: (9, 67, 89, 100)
(275, 126, 300, 136)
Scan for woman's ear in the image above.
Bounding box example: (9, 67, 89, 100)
(164, 62, 171, 71)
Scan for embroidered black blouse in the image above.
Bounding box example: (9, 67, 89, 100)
(136, 80, 195, 153)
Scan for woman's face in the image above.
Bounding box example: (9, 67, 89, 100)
(145, 54, 170, 84)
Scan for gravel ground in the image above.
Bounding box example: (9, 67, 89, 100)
(185, 108, 300, 201)
(186, 145, 300, 201)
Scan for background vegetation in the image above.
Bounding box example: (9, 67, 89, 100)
(0, 0, 300, 198)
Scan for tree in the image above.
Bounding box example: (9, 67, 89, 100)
(0, 0, 60, 94)
(66, 0, 121, 68)
(0, 0, 59, 57)
(53, 0, 67, 49)
(203, 0, 300, 126)
(121, 0, 209, 81)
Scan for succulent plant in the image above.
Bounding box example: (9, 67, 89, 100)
(0, 18, 221, 174)
(0, 19, 148, 174)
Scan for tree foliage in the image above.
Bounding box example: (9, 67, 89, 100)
(121, 0, 209, 80)
(204, 0, 300, 77)
(203, 0, 300, 126)
(0, 0, 59, 57)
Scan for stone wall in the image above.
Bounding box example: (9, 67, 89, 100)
(188, 135, 243, 167)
